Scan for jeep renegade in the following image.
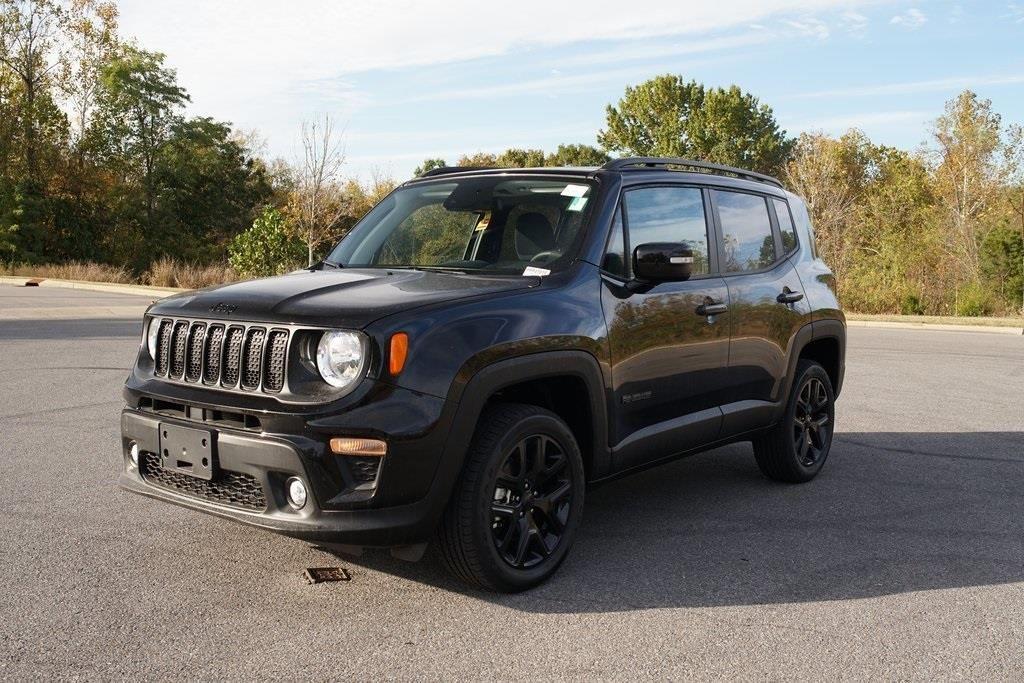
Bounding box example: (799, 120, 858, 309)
(120, 158, 846, 592)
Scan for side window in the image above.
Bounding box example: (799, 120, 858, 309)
(790, 198, 818, 258)
(623, 187, 710, 276)
(772, 198, 798, 254)
(601, 206, 627, 277)
(713, 190, 775, 272)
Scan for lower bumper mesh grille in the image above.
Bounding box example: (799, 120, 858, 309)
(140, 452, 267, 511)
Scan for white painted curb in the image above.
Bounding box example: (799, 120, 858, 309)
(0, 276, 183, 298)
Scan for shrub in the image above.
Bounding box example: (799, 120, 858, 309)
(228, 207, 307, 279)
(0, 260, 132, 283)
(145, 257, 236, 289)
(955, 281, 993, 317)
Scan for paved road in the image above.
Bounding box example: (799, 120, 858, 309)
(1, 284, 1023, 680)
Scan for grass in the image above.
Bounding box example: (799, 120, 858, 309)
(0, 259, 238, 290)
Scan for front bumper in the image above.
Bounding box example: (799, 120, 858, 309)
(119, 382, 455, 547)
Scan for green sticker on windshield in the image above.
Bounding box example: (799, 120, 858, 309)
(566, 196, 588, 212)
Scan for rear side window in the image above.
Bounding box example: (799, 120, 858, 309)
(602, 207, 627, 277)
(772, 198, 798, 254)
(622, 187, 710, 276)
(790, 197, 818, 258)
(713, 190, 775, 272)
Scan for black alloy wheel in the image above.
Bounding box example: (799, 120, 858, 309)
(792, 376, 831, 467)
(490, 434, 573, 569)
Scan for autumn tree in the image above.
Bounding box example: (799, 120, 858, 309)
(599, 75, 794, 175)
(289, 114, 346, 265)
(545, 143, 609, 167)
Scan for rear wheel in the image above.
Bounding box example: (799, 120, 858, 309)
(438, 403, 585, 592)
(753, 360, 835, 483)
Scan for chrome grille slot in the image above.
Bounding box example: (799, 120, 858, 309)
(241, 328, 266, 390)
(203, 325, 224, 384)
(185, 323, 206, 382)
(169, 321, 189, 378)
(221, 327, 244, 388)
(264, 330, 288, 392)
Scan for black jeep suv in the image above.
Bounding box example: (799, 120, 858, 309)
(120, 158, 845, 591)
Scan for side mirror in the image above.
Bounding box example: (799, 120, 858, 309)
(632, 242, 694, 282)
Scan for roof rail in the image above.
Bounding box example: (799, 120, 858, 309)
(601, 157, 784, 189)
(418, 165, 499, 178)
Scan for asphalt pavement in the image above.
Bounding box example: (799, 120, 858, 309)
(1, 284, 1023, 680)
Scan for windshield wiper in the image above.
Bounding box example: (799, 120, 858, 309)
(315, 259, 344, 270)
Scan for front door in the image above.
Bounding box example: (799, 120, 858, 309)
(600, 185, 731, 470)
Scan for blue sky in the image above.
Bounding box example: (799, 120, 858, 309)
(119, 0, 1024, 179)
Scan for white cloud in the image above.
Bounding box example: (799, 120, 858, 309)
(791, 73, 1024, 99)
(890, 7, 927, 29)
(555, 32, 772, 68)
(1008, 3, 1024, 23)
(840, 11, 869, 35)
(783, 17, 831, 39)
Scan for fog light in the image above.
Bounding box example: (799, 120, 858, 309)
(129, 442, 140, 468)
(286, 477, 307, 510)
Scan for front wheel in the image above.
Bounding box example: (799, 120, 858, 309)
(753, 360, 836, 483)
(438, 403, 585, 592)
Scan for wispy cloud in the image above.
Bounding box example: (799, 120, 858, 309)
(792, 73, 1024, 99)
(556, 32, 771, 68)
(839, 11, 869, 36)
(890, 8, 928, 29)
(1008, 3, 1024, 23)
(784, 16, 830, 40)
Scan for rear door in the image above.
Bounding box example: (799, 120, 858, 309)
(709, 189, 811, 435)
(600, 185, 731, 470)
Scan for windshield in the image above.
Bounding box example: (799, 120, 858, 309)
(328, 176, 596, 274)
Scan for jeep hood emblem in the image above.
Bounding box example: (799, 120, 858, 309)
(209, 302, 237, 314)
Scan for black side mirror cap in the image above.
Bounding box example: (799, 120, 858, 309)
(632, 242, 694, 282)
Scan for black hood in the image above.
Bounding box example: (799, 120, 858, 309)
(148, 268, 534, 328)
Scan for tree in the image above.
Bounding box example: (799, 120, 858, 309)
(931, 91, 1019, 287)
(598, 75, 794, 175)
(92, 46, 188, 241)
(289, 114, 346, 265)
(456, 151, 498, 167)
(413, 157, 445, 176)
(62, 0, 118, 166)
(495, 147, 545, 167)
(545, 143, 609, 167)
(228, 206, 305, 278)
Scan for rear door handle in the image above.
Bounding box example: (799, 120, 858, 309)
(696, 299, 728, 316)
(777, 287, 804, 304)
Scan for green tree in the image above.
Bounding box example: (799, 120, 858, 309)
(598, 75, 794, 175)
(413, 157, 446, 176)
(545, 143, 609, 167)
(495, 147, 545, 167)
(228, 206, 305, 278)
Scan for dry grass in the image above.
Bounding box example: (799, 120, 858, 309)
(1, 258, 237, 290)
(144, 257, 236, 289)
(0, 260, 133, 283)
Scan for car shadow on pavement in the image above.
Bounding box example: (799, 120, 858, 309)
(326, 431, 1024, 612)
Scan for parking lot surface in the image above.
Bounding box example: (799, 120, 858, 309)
(1, 284, 1022, 679)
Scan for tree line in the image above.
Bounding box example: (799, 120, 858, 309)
(2, 1, 1021, 315)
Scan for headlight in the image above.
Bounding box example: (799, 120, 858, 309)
(147, 318, 162, 359)
(316, 330, 366, 389)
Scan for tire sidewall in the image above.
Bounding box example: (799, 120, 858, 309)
(470, 411, 585, 591)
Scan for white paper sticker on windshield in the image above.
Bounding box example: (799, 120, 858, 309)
(523, 266, 551, 277)
(566, 196, 588, 212)
(560, 184, 589, 197)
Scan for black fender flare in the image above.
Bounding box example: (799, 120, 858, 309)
(416, 350, 610, 532)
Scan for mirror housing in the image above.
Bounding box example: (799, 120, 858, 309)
(632, 242, 694, 282)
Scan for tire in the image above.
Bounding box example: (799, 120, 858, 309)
(753, 360, 836, 483)
(438, 403, 585, 592)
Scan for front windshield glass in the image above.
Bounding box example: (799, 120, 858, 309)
(328, 176, 596, 274)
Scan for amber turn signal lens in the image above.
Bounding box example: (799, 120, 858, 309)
(389, 332, 409, 375)
(329, 437, 387, 457)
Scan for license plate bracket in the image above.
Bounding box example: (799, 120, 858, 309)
(158, 423, 216, 480)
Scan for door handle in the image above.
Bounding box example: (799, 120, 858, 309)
(696, 299, 728, 316)
(776, 287, 804, 304)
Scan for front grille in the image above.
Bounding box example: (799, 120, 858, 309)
(152, 318, 290, 394)
(140, 451, 266, 511)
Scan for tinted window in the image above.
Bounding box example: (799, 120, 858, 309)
(602, 207, 627, 277)
(713, 190, 775, 272)
(772, 198, 798, 254)
(623, 187, 710, 276)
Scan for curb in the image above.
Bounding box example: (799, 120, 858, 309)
(847, 319, 1024, 336)
(0, 276, 184, 298)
